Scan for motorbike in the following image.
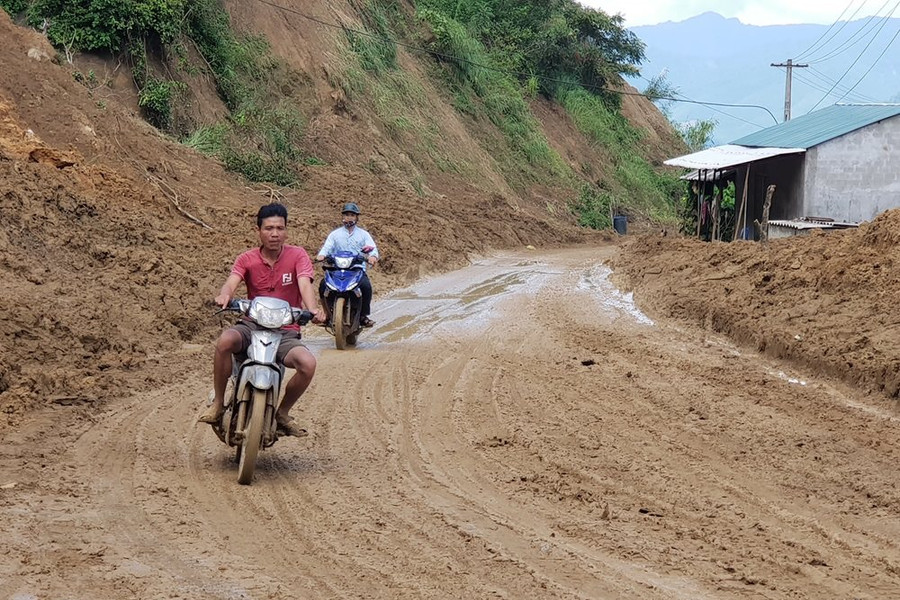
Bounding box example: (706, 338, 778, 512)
(319, 247, 371, 350)
(210, 296, 312, 485)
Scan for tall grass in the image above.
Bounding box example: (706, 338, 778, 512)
(417, 8, 569, 186)
(557, 85, 680, 225)
(327, 0, 473, 178)
(180, 0, 320, 184)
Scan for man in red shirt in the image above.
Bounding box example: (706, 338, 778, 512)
(199, 203, 325, 437)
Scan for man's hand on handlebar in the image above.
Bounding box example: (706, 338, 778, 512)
(311, 307, 327, 325)
(214, 293, 231, 308)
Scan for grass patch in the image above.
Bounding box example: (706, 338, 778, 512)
(417, 8, 569, 187)
(178, 1, 317, 184)
(326, 0, 472, 177)
(558, 85, 680, 226)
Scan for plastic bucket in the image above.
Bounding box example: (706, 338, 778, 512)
(613, 215, 627, 235)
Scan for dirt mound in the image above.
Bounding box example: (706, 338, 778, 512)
(615, 214, 900, 398)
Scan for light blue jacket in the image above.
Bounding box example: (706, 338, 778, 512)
(318, 225, 379, 271)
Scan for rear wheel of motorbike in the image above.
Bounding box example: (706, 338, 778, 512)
(346, 333, 358, 346)
(237, 389, 267, 485)
(333, 297, 347, 350)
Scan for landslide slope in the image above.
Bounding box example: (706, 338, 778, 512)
(4, 3, 656, 428)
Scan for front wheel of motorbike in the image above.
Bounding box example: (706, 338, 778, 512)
(346, 333, 358, 346)
(333, 296, 347, 350)
(237, 388, 267, 485)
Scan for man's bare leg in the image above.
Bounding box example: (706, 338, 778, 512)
(275, 346, 317, 436)
(199, 329, 242, 423)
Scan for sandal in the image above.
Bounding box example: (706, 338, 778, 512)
(276, 415, 309, 438)
(198, 404, 224, 424)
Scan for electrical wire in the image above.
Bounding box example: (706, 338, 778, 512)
(794, 0, 866, 61)
(249, 0, 780, 124)
(798, 68, 879, 102)
(637, 74, 768, 129)
(807, 66, 879, 101)
(804, 0, 895, 64)
(807, 0, 900, 111)
(834, 17, 900, 101)
(793, 70, 872, 103)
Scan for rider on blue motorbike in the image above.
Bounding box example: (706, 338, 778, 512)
(316, 203, 380, 327)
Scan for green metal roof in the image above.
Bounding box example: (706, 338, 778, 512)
(731, 103, 900, 149)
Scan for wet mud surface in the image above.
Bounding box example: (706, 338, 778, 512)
(3, 248, 899, 599)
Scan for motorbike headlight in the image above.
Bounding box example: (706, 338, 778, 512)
(334, 256, 354, 269)
(249, 303, 293, 328)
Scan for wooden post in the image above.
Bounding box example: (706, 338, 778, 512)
(696, 170, 704, 238)
(712, 173, 721, 241)
(754, 184, 776, 243)
(733, 167, 750, 241)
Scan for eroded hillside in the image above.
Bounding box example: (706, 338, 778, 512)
(3, 4, 648, 425)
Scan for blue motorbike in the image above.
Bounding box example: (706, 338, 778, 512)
(319, 249, 370, 349)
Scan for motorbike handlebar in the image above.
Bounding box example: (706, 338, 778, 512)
(215, 300, 313, 326)
(292, 309, 314, 326)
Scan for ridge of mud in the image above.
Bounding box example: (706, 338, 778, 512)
(615, 214, 900, 399)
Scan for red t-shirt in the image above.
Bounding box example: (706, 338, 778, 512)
(231, 245, 314, 320)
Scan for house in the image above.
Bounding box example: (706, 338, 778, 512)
(665, 103, 900, 239)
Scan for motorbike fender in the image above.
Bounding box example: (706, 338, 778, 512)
(237, 365, 281, 395)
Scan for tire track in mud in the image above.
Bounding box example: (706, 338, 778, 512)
(515, 274, 900, 597)
(6, 248, 900, 599)
(396, 308, 715, 599)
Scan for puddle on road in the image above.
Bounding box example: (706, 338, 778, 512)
(577, 264, 654, 326)
(366, 257, 653, 346)
(371, 262, 543, 344)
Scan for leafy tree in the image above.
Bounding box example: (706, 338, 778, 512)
(676, 119, 717, 152)
(418, 0, 644, 97)
(643, 69, 678, 116)
(0, 0, 28, 15)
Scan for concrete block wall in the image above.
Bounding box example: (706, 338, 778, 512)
(804, 117, 900, 223)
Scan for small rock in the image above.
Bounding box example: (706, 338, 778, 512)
(525, 245, 536, 250)
(27, 47, 50, 62)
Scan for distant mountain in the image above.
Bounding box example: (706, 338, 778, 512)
(629, 11, 900, 146)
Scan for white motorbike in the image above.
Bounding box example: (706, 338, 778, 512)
(211, 297, 312, 484)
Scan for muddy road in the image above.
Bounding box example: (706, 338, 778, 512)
(2, 247, 899, 599)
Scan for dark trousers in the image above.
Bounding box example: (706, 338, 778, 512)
(319, 271, 373, 318)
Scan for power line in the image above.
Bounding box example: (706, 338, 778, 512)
(794, 0, 865, 61)
(805, 0, 895, 64)
(249, 0, 780, 124)
(808, 0, 900, 111)
(834, 17, 900, 101)
(636, 74, 768, 130)
(794, 70, 873, 103)
(806, 66, 880, 101)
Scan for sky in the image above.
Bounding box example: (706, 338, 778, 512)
(580, 1, 891, 27)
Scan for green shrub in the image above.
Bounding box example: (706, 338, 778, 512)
(571, 184, 614, 229)
(27, 0, 186, 52)
(0, 0, 28, 15)
(138, 77, 185, 129)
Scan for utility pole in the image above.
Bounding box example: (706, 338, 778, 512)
(771, 59, 808, 121)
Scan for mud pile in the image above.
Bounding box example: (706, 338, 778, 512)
(0, 12, 593, 429)
(616, 214, 900, 398)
